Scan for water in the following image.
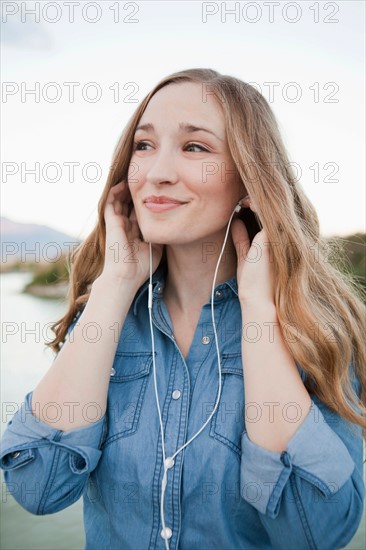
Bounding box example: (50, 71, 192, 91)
(1, 272, 85, 550)
(1, 273, 365, 549)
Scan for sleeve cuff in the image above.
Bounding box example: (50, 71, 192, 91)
(1, 391, 106, 475)
(240, 400, 356, 518)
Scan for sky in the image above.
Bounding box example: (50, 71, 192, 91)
(1, 0, 365, 240)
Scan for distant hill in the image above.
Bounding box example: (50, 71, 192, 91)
(1, 216, 81, 267)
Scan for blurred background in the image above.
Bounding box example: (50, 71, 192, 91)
(1, 1, 365, 548)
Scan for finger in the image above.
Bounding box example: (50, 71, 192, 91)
(106, 181, 128, 204)
(105, 181, 130, 218)
(251, 229, 276, 263)
(115, 199, 123, 215)
(231, 218, 251, 264)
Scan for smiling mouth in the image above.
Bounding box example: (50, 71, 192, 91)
(143, 201, 187, 213)
(143, 195, 189, 213)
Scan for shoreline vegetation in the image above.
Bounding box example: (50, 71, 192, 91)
(0, 233, 365, 302)
(1, 258, 70, 300)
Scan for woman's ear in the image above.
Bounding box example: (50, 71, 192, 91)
(241, 195, 258, 213)
(240, 195, 251, 208)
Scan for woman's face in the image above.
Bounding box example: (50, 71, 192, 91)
(128, 81, 244, 245)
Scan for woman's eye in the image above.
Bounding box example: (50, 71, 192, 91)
(133, 141, 151, 151)
(133, 141, 208, 153)
(185, 143, 208, 153)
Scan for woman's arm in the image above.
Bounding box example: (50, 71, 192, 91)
(0, 390, 106, 515)
(31, 274, 141, 431)
(241, 300, 312, 452)
(240, 300, 365, 549)
(0, 180, 162, 514)
(0, 275, 140, 513)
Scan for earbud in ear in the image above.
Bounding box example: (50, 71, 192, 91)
(234, 195, 250, 213)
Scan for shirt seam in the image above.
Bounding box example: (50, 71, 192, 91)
(189, 302, 226, 400)
(38, 445, 61, 514)
(157, 299, 173, 335)
(290, 473, 317, 550)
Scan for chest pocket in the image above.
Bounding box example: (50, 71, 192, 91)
(209, 353, 245, 458)
(102, 351, 153, 448)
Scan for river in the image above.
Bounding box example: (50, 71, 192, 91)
(1, 272, 365, 549)
(1, 272, 85, 550)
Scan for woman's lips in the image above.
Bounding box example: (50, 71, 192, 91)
(144, 201, 186, 213)
(143, 195, 189, 213)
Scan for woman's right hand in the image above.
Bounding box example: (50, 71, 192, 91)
(100, 180, 163, 288)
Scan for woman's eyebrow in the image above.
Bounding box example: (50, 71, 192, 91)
(134, 122, 224, 142)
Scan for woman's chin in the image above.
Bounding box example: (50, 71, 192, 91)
(140, 229, 185, 246)
(140, 229, 174, 245)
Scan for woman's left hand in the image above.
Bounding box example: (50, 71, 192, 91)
(231, 216, 276, 308)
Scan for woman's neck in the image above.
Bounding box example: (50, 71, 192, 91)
(163, 231, 238, 316)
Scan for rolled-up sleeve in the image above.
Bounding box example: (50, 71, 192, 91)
(240, 374, 365, 549)
(1, 391, 106, 515)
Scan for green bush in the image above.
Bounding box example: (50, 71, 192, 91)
(24, 257, 69, 287)
(326, 233, 366, 300)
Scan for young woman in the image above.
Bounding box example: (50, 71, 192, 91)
(1, 68, 365, 550)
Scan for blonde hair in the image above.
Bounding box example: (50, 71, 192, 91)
(47, 68, 366, 440)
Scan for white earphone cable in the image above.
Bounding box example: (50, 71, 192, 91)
(148, 245, 169, 548)
(148, 201, 241, 549)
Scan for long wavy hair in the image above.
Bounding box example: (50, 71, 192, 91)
(47, 68, 366, 439)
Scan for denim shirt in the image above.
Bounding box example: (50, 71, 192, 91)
(1, 263, 365, 550)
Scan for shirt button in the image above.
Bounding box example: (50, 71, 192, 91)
(165, 456, 175, 469)
(160, 527, 172, 540)
(157, 285, 163, 294)
(202, 336, 210, 345)
(10, 451, 21, 459)
(215, 290, 223, 298)
(110, 367, 116, 376)
(172, 390, 181, 400)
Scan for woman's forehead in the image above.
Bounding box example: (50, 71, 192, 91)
(141, 82, 225, 132)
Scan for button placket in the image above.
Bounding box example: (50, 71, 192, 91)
(150, 293, 192, 548)
(149, 337, 185, 549)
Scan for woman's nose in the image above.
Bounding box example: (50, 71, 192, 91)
(145, 147, 179, 186)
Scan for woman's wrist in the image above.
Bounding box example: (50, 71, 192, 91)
(93, 272, 142, 296)
(240, 297, 277, 318)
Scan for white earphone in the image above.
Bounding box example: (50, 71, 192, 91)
(147, 197, 247, 549)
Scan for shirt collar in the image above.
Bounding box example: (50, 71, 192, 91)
(224, 276, 239, 297)
(133, 263, 238, 316)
